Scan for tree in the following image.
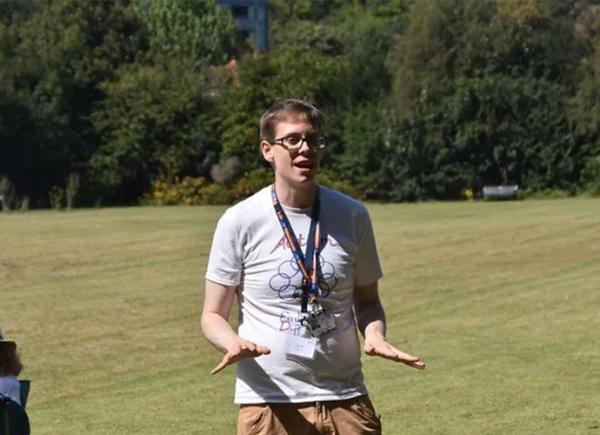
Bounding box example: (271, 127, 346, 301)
(0, 0, 147, 206)
(90, 58, 221, 204)
(132, 0, 240, 65)
(571, 5, 600, 156)
(266, 2, 412, 190)
(324, 3, 409, 191)
(218, 47, 345, 170)
(86, 0, 242, 204)
(382, 0, 585, 199)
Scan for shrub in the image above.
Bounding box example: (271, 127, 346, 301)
(580, 156, 600, 196)
(148, 168, 363, 206)
(150, 177, 209, 205)
(49, 186, 65, 210)
(232, 168, 273, 200)
(198, 183, 235, 205)
(0, 176, 16, 211)
(520, 188, 574, 200)
(149, 176, 237, 205)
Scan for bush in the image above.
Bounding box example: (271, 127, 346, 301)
(198, 183, 235, 205)
(579, 156, 600, 196)
(232, 168, 273, 200)
(49, 186, 65, 210)
(149, 176, 237, 205)
(0, 176, 30, 212)
(150, 177, 209, 205)
(520, 188, 574, 200)
(0, 176, 16, 211)
(148, 168, 364, 206)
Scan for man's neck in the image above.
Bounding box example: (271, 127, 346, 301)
(275, 180, 316, 209)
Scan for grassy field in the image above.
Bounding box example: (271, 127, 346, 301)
(1, 198, 599, 434)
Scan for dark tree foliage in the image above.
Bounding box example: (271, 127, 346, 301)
(0, 0, 37, 25)
(1, 0, 598, 206)
(218, 46, 344, 170)
(0, 0, 147, 206)
(132, 0, 241, 65)
(87, 0, 238, 204)
(570, 5, 600, 152)
(383, 0, 588, 200)
(90, 58, 221, 204)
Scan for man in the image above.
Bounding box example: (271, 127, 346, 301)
(201, 99, 425, 434)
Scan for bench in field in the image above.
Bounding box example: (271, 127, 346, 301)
(482, 185, 519, 200)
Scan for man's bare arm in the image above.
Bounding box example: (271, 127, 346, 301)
(201, 279, 270, 374)
(354, 281, 426, 370)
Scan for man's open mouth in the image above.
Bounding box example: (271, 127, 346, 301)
(294, 161, 314, 169)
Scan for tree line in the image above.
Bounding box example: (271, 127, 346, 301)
(1, 0, 599, 209)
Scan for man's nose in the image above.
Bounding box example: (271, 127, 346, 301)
(297, 138, 313, 153)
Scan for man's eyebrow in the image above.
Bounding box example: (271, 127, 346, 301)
(284, 130, 317, 136)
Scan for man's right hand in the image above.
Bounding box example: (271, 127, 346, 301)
(211, 339, 271, 375)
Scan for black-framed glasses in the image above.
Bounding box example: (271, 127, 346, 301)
(271, 133, 327, 151)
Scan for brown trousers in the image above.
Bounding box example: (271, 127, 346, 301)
(238, 395, 382, 435)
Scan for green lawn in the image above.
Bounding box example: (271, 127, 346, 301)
(1, 199, 599, 434)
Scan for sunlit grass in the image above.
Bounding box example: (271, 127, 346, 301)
(1, 199, 599, 434)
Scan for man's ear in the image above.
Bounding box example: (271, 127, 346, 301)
(260, 140, 274, 164)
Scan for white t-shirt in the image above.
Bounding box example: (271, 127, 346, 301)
(0, 375, 21, 405)
(206, 185, 383, 404)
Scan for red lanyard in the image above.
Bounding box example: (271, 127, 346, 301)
(271, 185, 321, 312)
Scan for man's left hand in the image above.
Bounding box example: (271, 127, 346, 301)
(364, 334, 426, 370)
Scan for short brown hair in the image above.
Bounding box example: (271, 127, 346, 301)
(259, 99, 324, 142)
(0, 343, 23, 376)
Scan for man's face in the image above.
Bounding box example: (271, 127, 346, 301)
(261, 118, 322, 189)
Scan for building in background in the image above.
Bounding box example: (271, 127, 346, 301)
(217, 0, 268, 51)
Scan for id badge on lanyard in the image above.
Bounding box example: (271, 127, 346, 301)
(301, 302, 336, 337)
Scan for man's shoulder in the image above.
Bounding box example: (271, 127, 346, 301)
(220, 185, 272, 223)
(320, 185, 368, 216)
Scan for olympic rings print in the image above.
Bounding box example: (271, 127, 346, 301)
(268, 254, 338, 300)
